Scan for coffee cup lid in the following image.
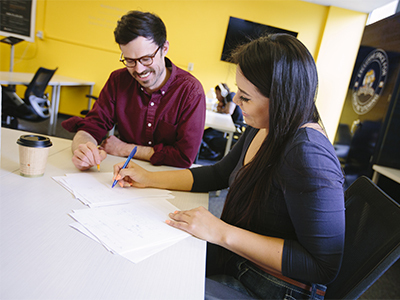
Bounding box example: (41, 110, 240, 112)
(17, 135, 52, 148)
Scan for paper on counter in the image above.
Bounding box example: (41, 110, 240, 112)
(70, 222, 182, 263)
(69, 197, 190, 263)
(53, 172, 174, 207)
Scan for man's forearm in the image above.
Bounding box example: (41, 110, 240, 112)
(98, 136, 154, 161)
(126, 143, 154, 161)
(71, 130, 98, 153)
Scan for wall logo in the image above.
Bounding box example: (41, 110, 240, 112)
(352, 48, 388, 115)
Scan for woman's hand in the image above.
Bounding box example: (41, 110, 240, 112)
(166, 206, 228, 244)
(112, 161, 151, 188)
(168, 207, 285, 274)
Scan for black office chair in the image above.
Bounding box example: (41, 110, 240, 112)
(200, 100, 246, 161)
(325, 176, 400, 299)
(205, 176, 400, 299)
(333, 123, 352, 166)
(80, 94, 98, 116)
(77, 94, 118, 138)
(1, 67, 57, 129)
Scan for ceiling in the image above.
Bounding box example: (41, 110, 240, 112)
(301, 0, 397, 13)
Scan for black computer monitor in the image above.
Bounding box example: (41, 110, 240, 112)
(221, 16, 298, 62)
(0, 0, 37, 42)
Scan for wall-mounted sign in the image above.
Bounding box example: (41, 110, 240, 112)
(352, 48, 389, 115)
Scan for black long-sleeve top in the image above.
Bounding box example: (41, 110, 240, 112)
(190, 126, 345, 284)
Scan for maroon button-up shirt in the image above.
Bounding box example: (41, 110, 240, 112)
(62, 58, 206, 168)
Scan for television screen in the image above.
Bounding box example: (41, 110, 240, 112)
(221, 16, 298, 62)
(0, 0, 37, 42)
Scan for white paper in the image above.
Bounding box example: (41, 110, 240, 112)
(69, 198, 190, 263)
(55, 172, 186, 263)
(70, 222, 183, 263)
(53, 172, 173, 207)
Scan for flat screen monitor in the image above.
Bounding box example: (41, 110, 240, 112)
(0, 0, 37, 42)
(221, 16, 298, 62)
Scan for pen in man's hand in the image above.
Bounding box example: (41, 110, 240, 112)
(97, 145, 101, 171)
(111, 146, 137, 188)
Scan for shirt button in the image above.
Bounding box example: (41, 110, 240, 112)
(148, 141, 152, 145)
(161, 91, 165, 95)
(148, 123, 152, 127)
(150, 102, 155, 106)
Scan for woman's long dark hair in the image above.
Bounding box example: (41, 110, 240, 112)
(220, 34, 320, 232)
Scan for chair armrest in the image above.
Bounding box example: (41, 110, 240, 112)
(85, 94, 98, 101)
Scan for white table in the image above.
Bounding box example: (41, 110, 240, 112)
(205, 110, 236, 156)
(372, 164, 400, 184)
(0, 71, 95, 136)
(0, 128, 208, 300)
(0, 128, 72, 178)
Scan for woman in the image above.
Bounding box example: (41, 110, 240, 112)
(113, 34, 345, 299)
(200, 83, 244, 160)
(215, 83, 240, 119)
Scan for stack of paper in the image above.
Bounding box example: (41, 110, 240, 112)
(53, 172, 189, 264)
(53, 172, 174, 207)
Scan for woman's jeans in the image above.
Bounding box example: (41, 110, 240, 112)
(206, 244, 326, 300)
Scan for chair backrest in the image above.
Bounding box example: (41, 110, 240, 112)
(325, 176, 400, 299)
(24, 67, 57, 103)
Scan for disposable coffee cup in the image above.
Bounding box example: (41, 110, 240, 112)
(17, 135, 53, 177)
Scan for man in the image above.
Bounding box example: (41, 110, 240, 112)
(62, 11, 206, 170)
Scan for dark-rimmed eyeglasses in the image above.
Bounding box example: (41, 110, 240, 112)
(119, 46, 161, 68)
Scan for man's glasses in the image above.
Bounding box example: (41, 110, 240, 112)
(119, 46, 161, 68)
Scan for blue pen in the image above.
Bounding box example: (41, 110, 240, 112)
(111, 146, 137, 188)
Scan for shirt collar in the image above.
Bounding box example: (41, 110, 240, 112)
(158, 57, 175, 94)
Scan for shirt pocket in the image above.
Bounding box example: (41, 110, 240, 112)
(154, 119, 178, 145)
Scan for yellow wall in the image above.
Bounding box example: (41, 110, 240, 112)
(315, 6, 367, 140)
(0, 0, 367, 141)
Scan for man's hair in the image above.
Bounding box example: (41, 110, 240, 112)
(114, 11, 167, 46)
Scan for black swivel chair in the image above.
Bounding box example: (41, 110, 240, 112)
(1, 67, 57, 129)
(325, 176, 400, 299)
(78, 94, 117, 137)
(205, 176, 400, 300)
(80, 94, 98, 116)
(333, 123, 352, 166)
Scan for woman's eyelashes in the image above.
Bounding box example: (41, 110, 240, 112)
(240, 95, 250, 102)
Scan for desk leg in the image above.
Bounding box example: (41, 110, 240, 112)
(53, 85, 61, 135)
(48, 85, 61, 136)
(224, 134, 233, 156)
(372, 171, 380, 184)
(87, 85, 94, 110)
(48, 85, 57, 135)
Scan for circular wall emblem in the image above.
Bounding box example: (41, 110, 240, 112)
(352, 48, 388, 115)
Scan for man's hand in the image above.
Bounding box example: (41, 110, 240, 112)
(72, 141, 107, 171)
(100, 136, 154, 161)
